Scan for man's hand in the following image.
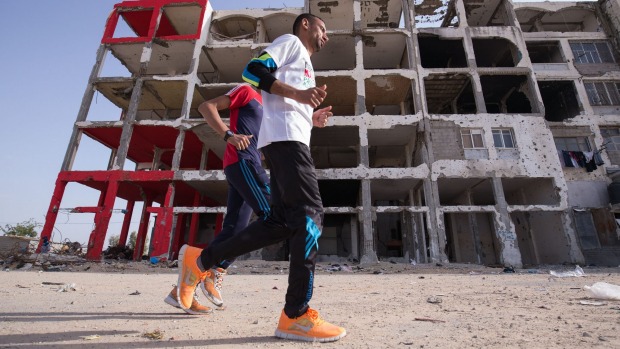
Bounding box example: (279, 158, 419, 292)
(295, 84, 327, 108)
(312, 105, 333, 128)
(227, 134, 253, 150)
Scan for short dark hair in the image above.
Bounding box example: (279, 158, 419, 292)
(293, 13, 323, 35)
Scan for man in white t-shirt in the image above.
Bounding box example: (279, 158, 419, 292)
(175, 14, 346, 343)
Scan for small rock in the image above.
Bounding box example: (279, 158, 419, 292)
(427, 296, 442, 304)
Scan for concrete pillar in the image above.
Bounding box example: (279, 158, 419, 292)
(134, 198, 153, 260)
(360, 179, 378, 264)
(491, 176, 522, 267)
(199, 144, 209, 170)
(171, 130, 186, 170)
(562, 210, 586, 264)
(468, 212, 483, 264)
(61, 45, 107, 171)
(169, 213, 185, 260)
(449, 213, 461, 261)
(112, 78, 145, 170)
(350, 214, 359, 260)
(418, 125, 446, 262)
(188, 192, 201, 246)
(598, 0, 620, 53)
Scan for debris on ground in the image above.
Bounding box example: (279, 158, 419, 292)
(323, 263, 353, 272)
(58, 241, 84, 256)
(550, 265, 584, 278)
(579, 300, 606, 306)
(57, 283, 77, 292)
(414, 317, 445, 323)
(143, 329, 164, 340)
(427, 296, 442, 304)
(102, 245, 134, 260)
(583, 282, 620, 301)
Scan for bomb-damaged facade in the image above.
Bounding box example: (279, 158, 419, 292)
(38, 0, 620, 267)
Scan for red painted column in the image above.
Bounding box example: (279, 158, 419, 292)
(85, 186, 107, 259)
(118, 200, 135, 246)
(133, 198, 152, 260)
(86, 179, 119, 260)
(150, 183, 176, 258)
(37, 177, 68, 252)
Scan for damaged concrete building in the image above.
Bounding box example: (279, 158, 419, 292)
(38, 0, 620, 267)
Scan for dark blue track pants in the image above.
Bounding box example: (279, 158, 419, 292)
(211, 159, 271, 269)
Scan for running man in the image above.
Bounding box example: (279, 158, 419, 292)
(165, 84, 270, 314)
(176, 13, 346, 342)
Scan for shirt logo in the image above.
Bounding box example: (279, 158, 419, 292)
(302, 61, 315, 88)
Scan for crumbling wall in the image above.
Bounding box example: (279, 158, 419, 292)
(599, 0, 620, 53)
(430, 120, 464, 160)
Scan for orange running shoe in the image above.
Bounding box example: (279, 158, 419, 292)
(176, 244, 208, 315)
(164, 286, 212, 315)
(275, 308, 346, 342)
(200, 267, 226, 307)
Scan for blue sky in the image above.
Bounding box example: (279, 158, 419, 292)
(0, 0, 584, 246)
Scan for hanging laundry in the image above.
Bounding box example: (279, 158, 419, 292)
(561, 150, 574, 167)
(569, 151, 585, 167)
(582, 151, 597, 172)
(593, 151, 605, 166)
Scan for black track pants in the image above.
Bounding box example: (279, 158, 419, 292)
(199, 141, 323, 318)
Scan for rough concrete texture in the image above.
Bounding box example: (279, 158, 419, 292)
(42, 0, 620, 267)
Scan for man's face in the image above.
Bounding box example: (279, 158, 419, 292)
(307, 18, 328, 53)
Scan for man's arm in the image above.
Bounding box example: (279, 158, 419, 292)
(198, 95, 252, 150)
(242, 52, 327, 108)
(273, 81, 327, 109)
(312, 106, 332, 128)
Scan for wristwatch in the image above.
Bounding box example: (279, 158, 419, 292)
(224, 130, 234, 142)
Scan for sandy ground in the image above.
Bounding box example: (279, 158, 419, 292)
(0, 261, 619, 348)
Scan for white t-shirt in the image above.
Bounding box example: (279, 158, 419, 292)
(257, 34, 315, 149)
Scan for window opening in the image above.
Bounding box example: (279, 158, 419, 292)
(570, 42, 615, 64)
(554, 137, 591, 152)
(539, 81, 581, 121)
(601, 128, 620, 151)
(492, 129, 515, 148)
(584, 82, 620, 106)
(461, 129, 484, 149)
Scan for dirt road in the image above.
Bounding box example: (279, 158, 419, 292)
(0, 262, 619, 348)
